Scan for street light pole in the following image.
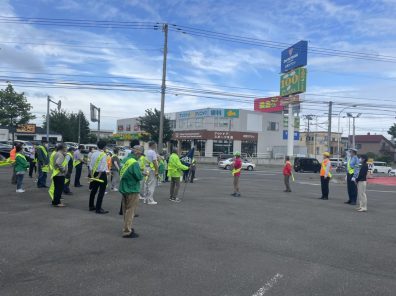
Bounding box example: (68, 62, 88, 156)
(46, 96, 61, 143)
(158, 23, 168, 153)
(347, 112, 362, 149)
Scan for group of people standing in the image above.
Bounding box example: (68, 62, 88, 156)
(281, 148, 369, 212)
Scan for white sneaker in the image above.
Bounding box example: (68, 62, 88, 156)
(357, 208, 367, 212)
(112, 188, 118, 192)
(147, 201, 158, 205)
(16, 189, 25, 193)
(139, 195, 144, 200)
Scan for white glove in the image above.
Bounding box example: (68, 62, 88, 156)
(351, 177, 356, 182)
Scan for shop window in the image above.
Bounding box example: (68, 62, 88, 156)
(267, 121, 279, 131)
(213, 140, 233, 155)
(242, 141, 257, 156)
(195, 140, 206, 156)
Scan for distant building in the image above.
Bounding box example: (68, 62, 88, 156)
(116, 108, 306, 158)
(0, 125, 62, 143)
(350, 134, 396, 161)
(91, 129, 114, 139)
(300, 131, 344, 158)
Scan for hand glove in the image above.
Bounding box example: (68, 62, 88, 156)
(351, 177, 356, 182)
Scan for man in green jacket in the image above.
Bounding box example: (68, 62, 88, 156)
(168, 147, 189, 203)
(119, 145, 144, 238)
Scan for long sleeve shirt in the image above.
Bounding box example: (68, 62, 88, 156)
(53, 152, 68, 176)
(73, 150, 84, 162)
(89, 150, 108, 173)
(356, 163, 369, 182)
(119, 156, 143, 194)
(349, 156, 360, 178)
(36, 145, 49, 165)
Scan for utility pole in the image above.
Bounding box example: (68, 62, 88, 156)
(287, 103, 294, 157)
(46, 96, 61, 144)
(158, 23, 168, 153)
(97, 108, 101, 140)
(78, 111, 81, 144)
(327, 101, 332, 153)
(304, 115, 314, 155)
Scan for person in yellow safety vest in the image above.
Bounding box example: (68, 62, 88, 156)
(49, 143, 68, 207)
(167, 147, 189, 203)
(231, 151, 242, 197)
(36, 139, 50, 188)
(344, 148, 359, 205)
(15, 145, 30, 193)
(319, 152, 332, 200)
(88, 140, 109, 214)
(73, 145, 85, 187)
(63, 147, 74, 195)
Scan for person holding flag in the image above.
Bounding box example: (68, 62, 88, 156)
(231, 151, 242, 197)
(119, 145, 145, 238)
(283, 156, 293, 192)
(168, 147, 189, 203)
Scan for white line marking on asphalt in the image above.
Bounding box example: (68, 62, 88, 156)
(296, 181, 321, 186)
(252, 273, 284, 296)
(367, 189, 396, 193)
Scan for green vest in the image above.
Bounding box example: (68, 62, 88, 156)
(120, 158, 137, 179)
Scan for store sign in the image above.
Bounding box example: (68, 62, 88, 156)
(178, 108, 224, 119)
(280, 67, 307, 97)
(173, 131, 207, 140)
(283, 130, 300, 140)
(281, 40, 308, 73)
(16, 124, 36, 134)
(224, 109, 239, 118)
(214, 131, 234, 140)
(254, 96, 284, 113)
(173, 130, 258, 141)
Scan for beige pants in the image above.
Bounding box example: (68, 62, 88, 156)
(122, 193, 140, 236)
(233, 175, 240, 193)
(357, 181, 367, 210)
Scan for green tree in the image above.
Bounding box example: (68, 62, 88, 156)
(137, 108, 173, 144)
(43, 110, 90, 143)
(388, 123, 396, 139)
(0, 83, 36, 141)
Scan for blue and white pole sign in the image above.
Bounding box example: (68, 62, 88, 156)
(281, 40, 308, 73)
(283, 130, 300, 141)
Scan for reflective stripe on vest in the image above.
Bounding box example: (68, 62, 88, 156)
(49, 151, 56, 172)
(232, 168, 241, 176)
(51, 156, 68, 178)
(92, 152, 106, 175)
(73, 160, 81, 167)
(120, 158, 137, 179)
(16, 153, 27, 162)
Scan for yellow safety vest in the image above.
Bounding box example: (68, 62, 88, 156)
(73, 151, 81, 167)
(38, 146, 49, 172)
(320, 159, 332, 178)
(48, 154, 68, 200)
(92, 152, 106, 175)
(347, 159, 354, 174)
(120, 158, 137, 179)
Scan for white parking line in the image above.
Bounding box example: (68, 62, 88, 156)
(367, 189, 396, 193)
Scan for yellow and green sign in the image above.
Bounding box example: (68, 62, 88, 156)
(224, 109, 239, 118)
(280, 67, 307, 96)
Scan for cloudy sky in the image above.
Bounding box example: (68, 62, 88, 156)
(1, 0, 396, 136)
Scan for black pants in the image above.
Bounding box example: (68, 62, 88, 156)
(64, 173, 71, 193)
(183, 169, 190, 182)
(74, 163, 83, 186)
(29, 160, 36, 177)
(320, 176, 330, 198)
(53, 176, 65, 205)
(190, 169, 196, 182)
(89, 172, 107, 212)
(347, 174, 357, 203)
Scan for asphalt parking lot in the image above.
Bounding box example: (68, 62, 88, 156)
(1, 165, 396, 296)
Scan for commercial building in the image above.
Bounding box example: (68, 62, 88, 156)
(0, 125, 62, 143)
(116, 108, 306, 159)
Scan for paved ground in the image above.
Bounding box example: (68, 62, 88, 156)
(1, 165, 396, 296)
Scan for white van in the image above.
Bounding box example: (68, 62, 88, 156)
(371, 162, 392, 174)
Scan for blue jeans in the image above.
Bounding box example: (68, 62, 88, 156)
(37, 164, 47, 187)
(16, 173, 24, 190)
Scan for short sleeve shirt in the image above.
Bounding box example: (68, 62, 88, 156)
(146, 149, 157, 163)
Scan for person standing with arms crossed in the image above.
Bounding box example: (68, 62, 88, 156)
(345, 148, 359, 205)
(355, 154, 369, 212)
(283, 156, 292, 192)
(144, 141, 159, 205)
(231, 151, 242, 197)
(89, 140, 109, 214)
(319, 152, 332, 200)
(119, 145, 145, 238)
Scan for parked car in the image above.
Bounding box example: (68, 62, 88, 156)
(0, 143, 12, 158)
(294, 157, 321, 173)
(65, 142, 79, 149)
(14, 140, 34, 153)
(218, 158, 255, 171)
(329, 158, 345, 167)
(371, 161, 392, 174)
(217, 153, 235, 163)
(388, 169, 396, 176)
